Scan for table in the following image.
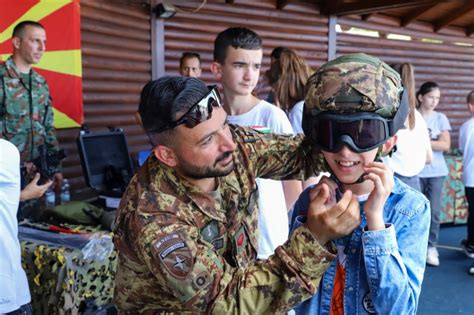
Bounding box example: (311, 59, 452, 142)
(20, 223, 117, 314)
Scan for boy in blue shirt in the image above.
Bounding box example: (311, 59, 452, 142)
(290, 53, 430, 314)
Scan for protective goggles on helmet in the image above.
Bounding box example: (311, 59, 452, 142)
(149, 85, 222, 133)
(308, 112, 393, 153)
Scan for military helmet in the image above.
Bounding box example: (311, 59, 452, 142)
(304, 53, 405, 116)
(302, 53, 408, 152)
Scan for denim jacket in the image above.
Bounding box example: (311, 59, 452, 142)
(289, 177, 430, 315)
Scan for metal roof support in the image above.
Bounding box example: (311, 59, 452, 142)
(328, 15, 337, 61)
(151, 0, 165, 79)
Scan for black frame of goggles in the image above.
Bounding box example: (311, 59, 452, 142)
(149, 85, 222, 133)
(309, 112, 393, 153)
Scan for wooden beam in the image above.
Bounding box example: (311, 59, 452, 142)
(276, 0, 290, 10)
(434, 2, 474, 32)
(400, 3, 437, 27)
(320, 0, 442, 16)
(361, 14, 372, 21)
(225, 0, 234, 4)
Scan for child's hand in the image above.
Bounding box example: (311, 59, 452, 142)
(363, 161, 394, 230)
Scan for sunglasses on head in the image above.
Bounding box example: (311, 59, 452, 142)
(149, 85, 222, 133)
(310, 112, 393, 153)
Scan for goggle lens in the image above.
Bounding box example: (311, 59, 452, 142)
(315, 115, 389, 153)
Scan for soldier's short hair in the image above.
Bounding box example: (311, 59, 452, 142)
(13, 21, 44, 38)
(213, 27, 262, 64)
(138, 76, 209, 146)
(180, 52, 201, 68)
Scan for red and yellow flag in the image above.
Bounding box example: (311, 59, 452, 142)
(0, 0, 83, 128)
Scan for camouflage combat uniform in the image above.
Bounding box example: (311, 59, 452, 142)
(114, 125, 335, 314)
(0, 56, 59, 163)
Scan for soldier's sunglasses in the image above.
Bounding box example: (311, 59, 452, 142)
(151, 85, 222, 133)
(310, 112, 392, 153)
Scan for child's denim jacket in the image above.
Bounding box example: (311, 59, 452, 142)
(289, 177, 430, 315)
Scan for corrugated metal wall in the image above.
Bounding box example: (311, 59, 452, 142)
(336, 15, 474, 148)
(56, 1, 474, 196)
(163, 0, 329, 98)
(57, 0, 151, 197)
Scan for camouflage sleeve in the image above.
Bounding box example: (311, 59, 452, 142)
(138, 220, 335, 313)
(232, 125, 326, 181)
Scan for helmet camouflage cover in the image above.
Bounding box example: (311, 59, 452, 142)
(304, 53, 403, 118)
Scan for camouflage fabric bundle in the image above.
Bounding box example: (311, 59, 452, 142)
(20, 223, 117, 314)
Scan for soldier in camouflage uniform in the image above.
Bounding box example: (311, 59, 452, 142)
(0, 21, 62, 216)
(113, 76, 362, 314)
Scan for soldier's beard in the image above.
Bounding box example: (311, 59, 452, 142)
(176, 151, 234, 179)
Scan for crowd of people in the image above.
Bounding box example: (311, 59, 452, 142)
(1, 20, 473, 315)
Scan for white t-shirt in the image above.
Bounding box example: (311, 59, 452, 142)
(227, 100, 294, 259)
(0, 139, 31, 313)
(459, 116, 474, 187)
(419, 111, 452, 178)
(288, 100, 304, 134)
(383, 110, 431, 177)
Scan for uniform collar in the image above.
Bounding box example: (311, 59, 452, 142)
(4, 56, 43, 83)
(5, 56, 25, 79)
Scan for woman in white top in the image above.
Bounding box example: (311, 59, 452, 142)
(383, 63, 432, 191)
(417, 81, 452, 267)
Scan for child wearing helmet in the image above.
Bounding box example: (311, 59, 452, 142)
(289, 53, 430, 314)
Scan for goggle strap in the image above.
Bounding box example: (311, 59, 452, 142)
(390, 89, 409, 136)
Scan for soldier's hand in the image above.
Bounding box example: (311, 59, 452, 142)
(306, 183, 360, 246)
(314, 176, 338, 204)
(20, 173, 53, 202)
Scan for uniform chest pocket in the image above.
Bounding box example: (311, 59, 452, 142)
(3, 78, 30, 134)
(200, 220, 227, 255)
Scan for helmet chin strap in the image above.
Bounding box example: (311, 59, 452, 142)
(324, 147, 384, 186)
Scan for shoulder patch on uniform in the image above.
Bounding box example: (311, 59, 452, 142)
(153, 233, 193, 279)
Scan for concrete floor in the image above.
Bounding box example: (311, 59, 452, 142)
(418, 225, 474, 315)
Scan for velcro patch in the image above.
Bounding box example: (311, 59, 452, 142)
(154, 233, 193, 279)
(192, 271, 211, 290)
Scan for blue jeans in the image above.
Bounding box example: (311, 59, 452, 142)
(395, 173, 421, 192)
(6, 303, 32, 315)
(466, 187, 474, 245)
(420, 176, 446, 246)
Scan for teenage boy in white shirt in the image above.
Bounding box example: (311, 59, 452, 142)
(211, 27, 303, 258)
